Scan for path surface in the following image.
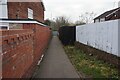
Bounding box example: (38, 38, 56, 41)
(33, 36, 79, 78)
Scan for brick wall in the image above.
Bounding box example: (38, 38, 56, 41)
(1, 29, 34, 78)
(1, 24, 52, 78)
(23, 24, 52, 78)
(8, 2, 44, 22)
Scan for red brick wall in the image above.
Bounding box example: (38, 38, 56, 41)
(22, 24, 52, 78)
(23, 24, 51, 64)
(1, 24, 52, 78)
(1, 29, 34, 78)
(8, 2, 44, 22)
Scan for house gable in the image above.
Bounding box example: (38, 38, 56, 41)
(7, 1, 45, 22)
(94, 7, 120, 23)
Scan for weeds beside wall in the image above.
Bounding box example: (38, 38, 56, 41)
(76, 19, 120, 67)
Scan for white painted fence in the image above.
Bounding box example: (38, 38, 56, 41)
(76, 19, 119, 57)
(0, 0, 8, 18)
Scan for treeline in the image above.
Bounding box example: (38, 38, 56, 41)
(44, 12, 96, 30)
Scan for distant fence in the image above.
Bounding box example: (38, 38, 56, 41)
(76, 19, 119, 57)
(58, 26, 76, 45)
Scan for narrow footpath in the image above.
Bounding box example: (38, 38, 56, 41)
(33, 35, 79, 78)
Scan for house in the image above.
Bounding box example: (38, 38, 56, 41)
(7, 1, 45, 22)
(94, 7, 120, 23)
(0, 0, 45, 29)
(0, 0, 45, 22)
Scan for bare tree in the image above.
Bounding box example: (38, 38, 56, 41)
(79, 12, 96, 23)
(48, 12, 96, 30)
(54, 16, 71, 30)
(44, 19, 51, 26)
(75, 20, 86, 26)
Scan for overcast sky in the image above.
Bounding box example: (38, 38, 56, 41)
(44, 0, 120, 22)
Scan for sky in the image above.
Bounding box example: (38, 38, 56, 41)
(43, 0, 120, 22)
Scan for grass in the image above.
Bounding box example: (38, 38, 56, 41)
(64, 45, 119, 79)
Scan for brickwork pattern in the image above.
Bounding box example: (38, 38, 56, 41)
(23, 24, 52, 78)
(1, 24, 51, 78)
(8, 2, 44, 22)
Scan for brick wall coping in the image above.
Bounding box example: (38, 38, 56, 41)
(0, 19, 47, 27)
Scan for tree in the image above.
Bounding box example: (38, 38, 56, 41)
(53, 16, 72, 30)
(44, 19, 52, 26)
(79, 12, 96, 24)
(75, 20, 86, 26)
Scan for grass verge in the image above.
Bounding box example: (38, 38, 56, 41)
(64, 45, 119, 79)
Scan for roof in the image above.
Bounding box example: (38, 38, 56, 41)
(94, 7, 120, 20)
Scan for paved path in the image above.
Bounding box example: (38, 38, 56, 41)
(33, 36, 79, 78)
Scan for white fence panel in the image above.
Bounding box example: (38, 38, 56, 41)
(0, 0, 8, 18)
(76, 19, 119, 57)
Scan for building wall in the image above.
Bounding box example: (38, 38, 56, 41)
(7, 2, 44, 22)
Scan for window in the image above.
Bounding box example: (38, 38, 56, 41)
(28, 8, 33, 19)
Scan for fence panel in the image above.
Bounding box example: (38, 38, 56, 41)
(76, 19, 119, 57)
